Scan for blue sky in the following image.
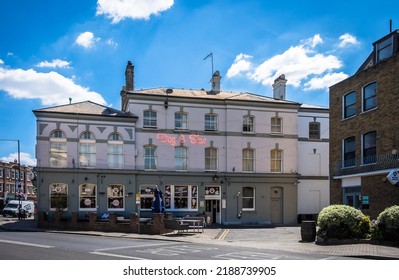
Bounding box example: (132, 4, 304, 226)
(0, 0, 398, 166)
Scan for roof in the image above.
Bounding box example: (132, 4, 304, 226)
(33, 101, 137, 118)
(129, 87, 300, 105)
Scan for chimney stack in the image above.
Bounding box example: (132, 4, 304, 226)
(272, 74, 287, 100)
(125, 61, 134, 91)
(210, 70, 221, 94)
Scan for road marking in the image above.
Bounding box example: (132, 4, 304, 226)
(217, 229, 229, 240)
(90, 251, 148, 260)
(95, 242, 169, 252)
(214, 251, 277, 260)
(136, 245, 218, 256)
(0, 239, 54, 249)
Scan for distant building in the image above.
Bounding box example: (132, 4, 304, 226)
(330, 29, 399, 218)
(0, 161, 36, 208)
(33, 61, 329, 226)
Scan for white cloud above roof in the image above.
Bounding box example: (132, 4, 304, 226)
(226, 34, 349, 91)
(0, 66, 106, 106)
(96, 0, 174, 23)
(36, 59, 71, 69)
(1, 152, 36, 166)
(339, 33, 359, 48)
(75, 31, 100, 49)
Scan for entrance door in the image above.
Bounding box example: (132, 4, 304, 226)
(205, 199, 220, 224)
(270, 187, 283, 225)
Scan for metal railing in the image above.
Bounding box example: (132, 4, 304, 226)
(331, 151, 399, 177)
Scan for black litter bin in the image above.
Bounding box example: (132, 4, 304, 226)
(300, 220, 316, 242)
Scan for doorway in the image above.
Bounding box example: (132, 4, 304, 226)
(270, 187, 283, 225)
(205, 199, 220, 224)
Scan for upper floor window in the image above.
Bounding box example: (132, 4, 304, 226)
(242, 148, 255, 172)
(376, 36, 393, 62)
(270, 149, 283, 173)
(175, 146, 188, 171)
(205, 147, 218, 171)
(79, 131, 96, 168)
(205, 113, 218, 132)
(144, 145, 157, 170)
(243, 115, 254, 133)
(343, 91, 356, 119)
(50, 130, 67, 168)
(362, 131, 376, 165)
(175, 112, 188, 130)
(0, 168, 3, 178)
(242, 186, 255, 211)
(271, 117, 283, 134)
(363, 82, 377, 112)
(343, 136, 356, 167)
(309, 122, 320, 140)
(143, 110, 157, 129)
(108, 133, 123, 169)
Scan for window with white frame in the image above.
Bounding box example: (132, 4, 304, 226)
(79, 131, 96, 168)
(343, 136, 356, 167)
(242, 186, 255, 211)
(362, 82, 377, 112)
(140, 185, 157, 210)
(6, 184, 10, 192)
(205, 113, 218, 132)
(242, 148, 255, 172)
(243, 115, 254, 133)
(79, 183, 97, 210)
(143, 110, 157, 128)
(50, 183, 68, 210)
(6, 168, 10, 178)
(175, 146, 188, 171)
(50, 130, 67, 168)
(108, 133, 123, 169)
(271, 149, 283, 173)
(309, 122, 320, 140)
(164, 185, 198, 210)
(362, 131, 376, 165)
(271, 116, 283, 134)
(144, 145, 157, 170)
(0, 168, 2, 178)
(205, 147, 218, 171)
(107, 184, 125, 210)
(343, 91, 356, 119)
(175, 112, 188, 130)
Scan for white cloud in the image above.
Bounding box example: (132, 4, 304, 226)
(226, 53, 253, 78)
(106, 39, 118, 48)
(96, 0, 174, 23)
(0, 66, 106, 106)
(1, 152, 37, 167)
(339, 33, 359, 48)
(36, 59, 71, 69)
(304, 72, 349, 91)
(0, 59, 3, 65)
(75, 32, 100, 49)
(227, 34, 347, 91)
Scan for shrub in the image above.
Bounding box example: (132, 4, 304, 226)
(373, 205, 399, 242)
(317, 204, 371, 239)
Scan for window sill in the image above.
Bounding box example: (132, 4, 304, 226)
(361, 106, 378, 115)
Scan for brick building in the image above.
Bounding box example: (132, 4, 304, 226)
(0, 161, 36, 209)
(330, 29, 399, 218)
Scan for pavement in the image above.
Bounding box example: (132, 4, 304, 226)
(1, 218, 399, 259)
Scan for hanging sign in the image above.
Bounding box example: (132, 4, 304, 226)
(135, 193, 141, 205)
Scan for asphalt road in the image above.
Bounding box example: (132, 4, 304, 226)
(0, 230, 357, 260)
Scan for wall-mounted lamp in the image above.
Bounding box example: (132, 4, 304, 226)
(212, 174, 218, 182)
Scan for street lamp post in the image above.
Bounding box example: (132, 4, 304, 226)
(0, 139, 22, 212)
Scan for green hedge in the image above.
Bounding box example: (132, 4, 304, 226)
(373, 205, 399, 242)
(317, 204, 371, 239)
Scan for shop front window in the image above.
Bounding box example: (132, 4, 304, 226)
(107, 184, 124, 210)
(50, 183, 68, 210)
(140, 185, 157, 210)
(79, 183, 97, 210)
(164, 185, 198, 211)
